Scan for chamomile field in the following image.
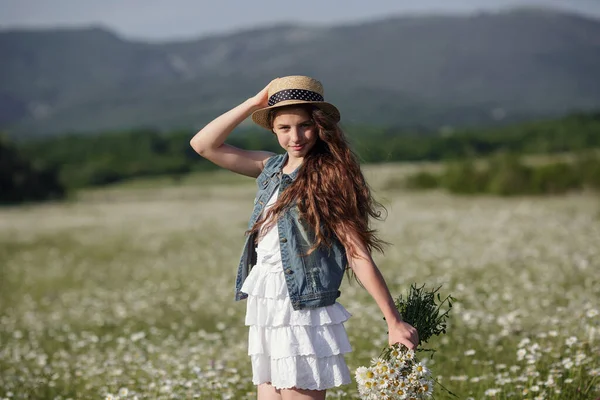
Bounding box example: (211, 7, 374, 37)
(1, 164, 599, 399)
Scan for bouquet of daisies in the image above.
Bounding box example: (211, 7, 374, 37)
(355, 284, 456, 400)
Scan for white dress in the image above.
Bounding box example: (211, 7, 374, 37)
(240, 186, 353, 390)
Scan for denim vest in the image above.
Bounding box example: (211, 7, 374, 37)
(235, 153, 348, 310)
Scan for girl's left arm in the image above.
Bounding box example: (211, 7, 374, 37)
(344, 230, 419, 350)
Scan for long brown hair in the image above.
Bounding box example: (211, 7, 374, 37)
(248, 104, 388, 259)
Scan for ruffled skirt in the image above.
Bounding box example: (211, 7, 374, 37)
(240, 248, 353, 390)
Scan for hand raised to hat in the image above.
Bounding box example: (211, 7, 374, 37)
(249, 78, 279, 109)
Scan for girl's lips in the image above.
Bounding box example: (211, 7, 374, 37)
(290, 145, 304, 150)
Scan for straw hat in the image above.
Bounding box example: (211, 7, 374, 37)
(251, 75, 340, 129)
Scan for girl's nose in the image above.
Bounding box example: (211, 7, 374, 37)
(290, 127, 302, 141)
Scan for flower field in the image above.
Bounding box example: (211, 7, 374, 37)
(1, 165, 598, 399)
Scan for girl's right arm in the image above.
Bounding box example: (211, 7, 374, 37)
(189, 80, 277, 178)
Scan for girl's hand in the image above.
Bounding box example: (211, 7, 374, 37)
(249, 78, 278, 109)
(388, 319, 419, 350)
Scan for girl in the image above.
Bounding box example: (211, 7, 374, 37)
(190, 76, 418, 400)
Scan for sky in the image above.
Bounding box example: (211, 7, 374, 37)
(1, 0, 600, 41)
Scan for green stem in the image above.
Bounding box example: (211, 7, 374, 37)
(433, 376, 460, 398)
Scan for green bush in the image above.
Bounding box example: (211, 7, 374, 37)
(402, 152, 600, 196)
(404, 171, 440, 189)
(0, 135, 66, 204)
(531, 162, 581, 194)
(576, 152, 600, 190)
(485, 153, 534, 196)
(440, 159, 488, 194)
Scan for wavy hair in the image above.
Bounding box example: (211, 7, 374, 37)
(248, 104, 388, 260)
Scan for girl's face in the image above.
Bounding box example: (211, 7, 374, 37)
(271, 107, 318, 161)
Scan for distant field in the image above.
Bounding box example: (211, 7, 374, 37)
(1, 163, 599, 399)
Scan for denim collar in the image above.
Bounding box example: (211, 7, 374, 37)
(280, 152, 301, 181)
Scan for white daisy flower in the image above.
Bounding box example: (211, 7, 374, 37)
(484, 388, 501, 396)
(403, 349, 415, 360)
(355, 366, 369, 385)
(518, 338, 531, 348)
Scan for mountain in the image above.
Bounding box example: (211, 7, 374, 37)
(1, 8, 600, 136)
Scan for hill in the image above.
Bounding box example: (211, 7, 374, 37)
(1, 8, 600, 136)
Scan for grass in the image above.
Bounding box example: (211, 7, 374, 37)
(1, 163, 599, 399)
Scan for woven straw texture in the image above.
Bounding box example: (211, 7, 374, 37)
(251, 76, 340, 129)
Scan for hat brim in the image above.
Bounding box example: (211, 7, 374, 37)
(251, 100, 340, 130)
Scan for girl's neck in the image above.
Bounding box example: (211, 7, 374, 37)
(283, 154, 303, 174)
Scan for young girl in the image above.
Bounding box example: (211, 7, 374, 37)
(190, 76, 418, 400)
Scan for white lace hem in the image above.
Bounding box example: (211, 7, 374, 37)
(250, 354, 352, 390)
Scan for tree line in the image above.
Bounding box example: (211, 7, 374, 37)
(2, 111, 599, 204)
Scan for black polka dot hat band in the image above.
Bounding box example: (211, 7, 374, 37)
(267, 89, 324, 106)
(251, 75, 341, 129)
